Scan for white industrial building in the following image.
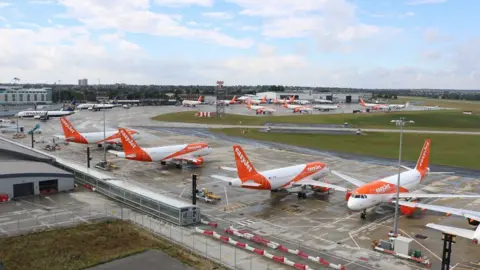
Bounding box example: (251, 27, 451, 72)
(256, 91, 371, 103)
(0, 161, 74, 198)
(0, 86, 53, 105)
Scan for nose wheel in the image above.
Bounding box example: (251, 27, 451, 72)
(360, 209, 367, 219)
(297, 192, 307, 199)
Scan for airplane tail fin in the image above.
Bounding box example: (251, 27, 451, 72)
(360, 98, 366, 107)
(246, 100, 251, 109)
(64, 100, 76, 111)
(405, 102, 410, 108)
(118, 128, 141, 155)
(232, 96, 236, 102)
(60, 117, 79, 138)
(415, 139, 431, 173)
(198, 96, 203, 102)
(232, 145, 258, 178)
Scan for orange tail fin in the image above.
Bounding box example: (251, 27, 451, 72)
(360, 98, 366, 106)
(198, 96, 203, 102)
(119, 128, 140, 154)
(415, 139, 430, 171)
(233, 145, 258, 178)
(60, 117, 79, 138)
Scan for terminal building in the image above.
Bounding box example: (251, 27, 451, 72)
(256, 91, 371, 103)
(0, 140, 74, 199)
(0, 86, 53, 105)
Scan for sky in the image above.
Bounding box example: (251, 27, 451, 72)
(0, 0, 479, 89)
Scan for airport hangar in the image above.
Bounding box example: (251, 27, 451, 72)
(0, 140, 74, 200)
(256, 91, 372, 103)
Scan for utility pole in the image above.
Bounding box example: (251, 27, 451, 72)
(103, 100, 107, 164)
(87, 147, 92, 168)
(391, 117, 414, 236)
(192, 174, 197, 205)
(441, 233, 455, 270)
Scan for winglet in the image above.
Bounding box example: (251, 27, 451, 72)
(415, 139, 431, 172)
(232, 145, 258, 178)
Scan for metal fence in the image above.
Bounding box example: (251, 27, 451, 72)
(0, 204, 285, 270)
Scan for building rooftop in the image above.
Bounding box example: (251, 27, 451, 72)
(0, 160, 72, 178)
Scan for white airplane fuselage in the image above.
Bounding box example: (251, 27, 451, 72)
(15, 110, 75, 118)
(229, 164, 329, 190)
(77, 103, 114, 110)
(347, 169, 423, 211)
(117, 144, 212, 161)
(57, 130, 140, 145)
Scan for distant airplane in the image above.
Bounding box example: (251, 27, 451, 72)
(314, 99, 333, 104)
(109, 128, 212, 169)
(15, 100, 76, 119)
(54, 117, 139, 146)
(211, 145, 333, 198)
(246, 100, 276, 114)
(217, 96, 237, 106)
(76, 103, 115, 111)
(182, 96, 204, 107)
(283, 100, 313, 113)
(360, 98, 409, 110)
(313, 104, 340, 111)
(247, 96, 268, 105)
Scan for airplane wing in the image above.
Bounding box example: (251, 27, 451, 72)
(426, 223, 476, 240)
(108, 150, 125, 158)
(398, 193, 480, 199)
(292, 179, 349, 192)
(219, 166, 237, 172)
(53, 135, 65, 140)
(211, 174, 236, 182)
(330, 171, 366, 187)
(397, 201, 480, 220)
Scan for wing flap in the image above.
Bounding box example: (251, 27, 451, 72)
(426, 223, 475, 240)
(331, 171, 366, 187)
(108, 150, 125, 158)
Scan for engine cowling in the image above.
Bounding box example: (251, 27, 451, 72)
(191, 157, 204, 166)
(468, 218, 479, 226)
(313, 186, 329, 193)
(473, 238, 479, 245)
(400, 205, 416, 216)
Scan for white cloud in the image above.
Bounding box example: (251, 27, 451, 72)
(407, 0, 447, 5)
(57, 0, 253, 49)
(202, 12, 234, 20)
(227, 0, 398, 52)
(154, 0, 213, 7)
(29, 0, 55, 4)
(0, 16, 6, 22)
(0, 1, 11, 8)
(423, 28, 451, 43)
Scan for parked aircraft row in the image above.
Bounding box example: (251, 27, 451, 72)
(51, 116, 479, 244)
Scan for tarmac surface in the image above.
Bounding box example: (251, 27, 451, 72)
(85, 250, 194, 270)
(2, 105, 480, 270)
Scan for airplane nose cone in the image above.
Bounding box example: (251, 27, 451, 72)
(347, 198, 361, 211)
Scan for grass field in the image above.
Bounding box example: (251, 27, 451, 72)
(392, 96, 480, 112)
(214, 129, 480, 170)
(153, 110, 480, 130)
(0, 220, 225, 270)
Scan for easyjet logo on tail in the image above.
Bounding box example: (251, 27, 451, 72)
(61, 118, 76, 134)
(120, 129, 136, 149)
(235, 147, 253, 173)
(417, 139, 430, 168)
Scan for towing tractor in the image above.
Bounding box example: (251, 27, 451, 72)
(192, 188, 221, 204)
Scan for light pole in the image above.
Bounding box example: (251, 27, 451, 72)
(103, 100, 107, 164)
(391, 117, 415, 236)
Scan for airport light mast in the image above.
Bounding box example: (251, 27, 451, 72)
(391, 117, 415, 236)
(103, 100, 107, 164)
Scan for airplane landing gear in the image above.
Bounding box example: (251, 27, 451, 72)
(160, 161, 166, 166)
(360, 209, 367, 220)
(97, 144, 102, 148)
(175, 164, 182, 169)
(297, 192, 307, 199)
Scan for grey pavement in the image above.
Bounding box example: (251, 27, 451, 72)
(147, 122, 480, 135)
(85, 250, 194, 270)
